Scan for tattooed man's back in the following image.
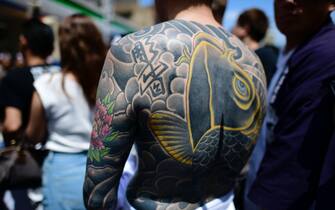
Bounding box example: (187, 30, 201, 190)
(84, 19, 266, 210)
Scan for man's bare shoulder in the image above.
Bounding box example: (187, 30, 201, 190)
(112, 20, 265, 77)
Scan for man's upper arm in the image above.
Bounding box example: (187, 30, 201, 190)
(0, 73, 23, 142)
(84, 49, 136, 210)
(0, 71, 27, 111)
(0, 71, 27, 135)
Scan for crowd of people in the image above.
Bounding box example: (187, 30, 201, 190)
(0, 0, 335, 210)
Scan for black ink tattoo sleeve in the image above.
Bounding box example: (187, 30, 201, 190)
(83, 49, 137, 210)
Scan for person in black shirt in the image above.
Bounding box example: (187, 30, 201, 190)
(0, 18, 58, 210)
(0, 19, 57, 143)
(233, 8, 279, 85)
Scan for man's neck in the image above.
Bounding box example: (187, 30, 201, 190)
(175, 5, 221, 27)
(25, 51, 46, 66)
(285, 32, 311, 52)
(243, 37, 260, 51)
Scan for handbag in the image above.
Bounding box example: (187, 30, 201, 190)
(0, 143, 43, 190)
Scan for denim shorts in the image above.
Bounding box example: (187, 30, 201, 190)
(42, 151, 87, 210)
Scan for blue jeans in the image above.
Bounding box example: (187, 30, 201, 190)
(42, 151, 87, 210)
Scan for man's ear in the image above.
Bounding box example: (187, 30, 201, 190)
(244, 25, 251, 35)
(232, 25, 248, 40)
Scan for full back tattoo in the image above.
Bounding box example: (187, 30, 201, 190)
(84, 20, 267, 210)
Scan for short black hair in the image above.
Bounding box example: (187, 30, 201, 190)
(237, 8, 269, 42)
(212, 0, 227, 23)
(190, 0, 214, 6)
(22, 18, 54, 59)
(155, 0, 214, 23)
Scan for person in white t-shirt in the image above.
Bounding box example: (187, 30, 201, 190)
(25, 14, 106, 210)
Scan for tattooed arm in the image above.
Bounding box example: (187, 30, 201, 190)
(83, 49, 136, 210)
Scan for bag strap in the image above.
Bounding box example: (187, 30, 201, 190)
(5, 132, 40, 151)
(0, 145, 20, 155)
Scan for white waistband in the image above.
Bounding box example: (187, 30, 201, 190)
(196, 191, 235, 210)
